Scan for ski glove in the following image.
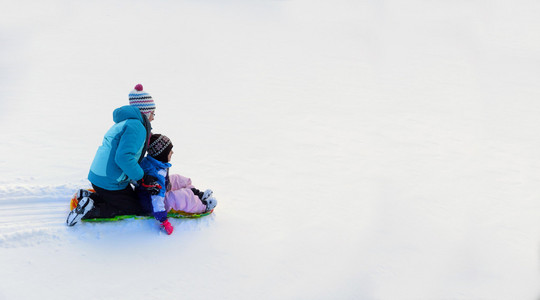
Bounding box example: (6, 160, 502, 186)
(141, 174, 161, 195)
(161, 219, 174, 235)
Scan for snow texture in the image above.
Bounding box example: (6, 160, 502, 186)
(1, 0, 540, 299)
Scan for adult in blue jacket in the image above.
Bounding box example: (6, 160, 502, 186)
(82, 84, 156, 219)
(82, 104, 152, 218)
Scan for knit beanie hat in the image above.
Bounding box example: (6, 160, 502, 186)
(147, 134, 173, 163)
(129, 84, 156, 116)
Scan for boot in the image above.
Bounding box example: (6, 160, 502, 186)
(66, 197, 95, 226)
(201, 189, 213, 201)
(203, 197, 217, 212)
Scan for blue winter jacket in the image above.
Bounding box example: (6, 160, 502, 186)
(137, 156, 171, 222)
(88, 106, 150, 190)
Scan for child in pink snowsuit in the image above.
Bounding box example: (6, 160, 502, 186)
(137, 134, 217, 235)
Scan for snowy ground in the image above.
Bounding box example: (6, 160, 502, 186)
(1, 0, 540, 299)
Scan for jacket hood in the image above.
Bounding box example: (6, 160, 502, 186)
(113, 105, 144, 124)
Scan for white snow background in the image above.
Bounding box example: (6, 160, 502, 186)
(1, 0, 540, 299)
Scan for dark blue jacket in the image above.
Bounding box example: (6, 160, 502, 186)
(137, 156, 171, 222)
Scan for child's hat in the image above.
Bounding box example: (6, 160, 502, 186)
(129, 84, 156, 116)
(148, 134, 173, 163)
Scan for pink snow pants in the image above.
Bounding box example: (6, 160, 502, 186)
(164, 174, 207, 214)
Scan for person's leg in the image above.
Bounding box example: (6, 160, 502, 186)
(190, 187, 204, 199)
(168, 174, 194, 191)
(164, 188, 207, 214)
(84, 184, 145, 218)
(136, 186, 154, 216)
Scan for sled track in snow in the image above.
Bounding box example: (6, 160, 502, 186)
(0, 184, 79, 248)
(0, 184, 217, 248)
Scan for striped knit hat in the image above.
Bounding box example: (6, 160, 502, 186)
(147, 134, 173, 163)
(129, 84, 156, 116)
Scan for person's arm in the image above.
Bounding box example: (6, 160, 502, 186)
(115, 122, 146, 181)
(149, 169, 173, 235)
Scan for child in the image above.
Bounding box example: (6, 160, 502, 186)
(137, 134, 217, 235)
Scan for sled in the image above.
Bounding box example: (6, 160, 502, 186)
(69, 189, 214, 222)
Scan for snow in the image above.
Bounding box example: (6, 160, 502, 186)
(1, 0, 540, 299)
